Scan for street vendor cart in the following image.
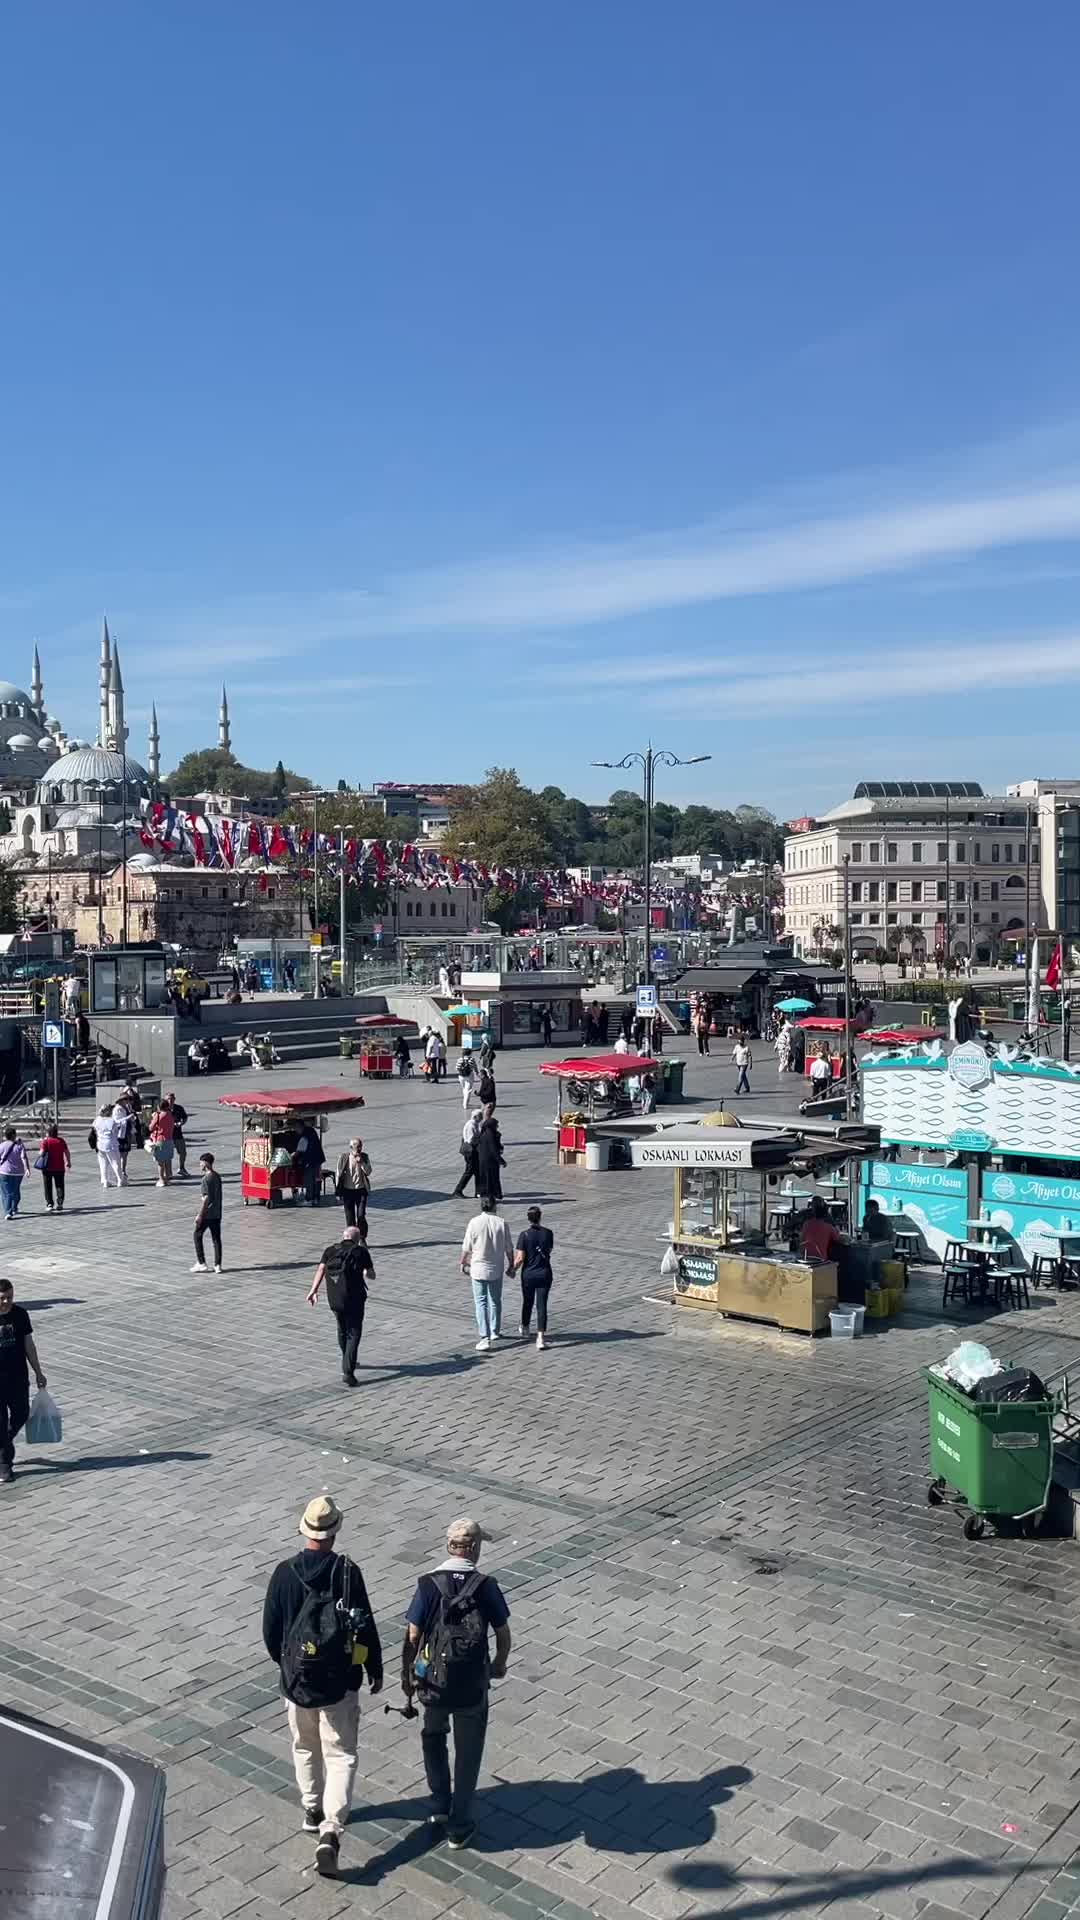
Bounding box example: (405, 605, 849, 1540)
(796, 1013, 869, 1078)
(539, 1052, 659, 1168)
(354, 1014, 416, 1078)
(220, 1085, 365, 1207)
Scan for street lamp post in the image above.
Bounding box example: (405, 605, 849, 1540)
(339, 826, 355, 996)
(592, 746, 711, 987)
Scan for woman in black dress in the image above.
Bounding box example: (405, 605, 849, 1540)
(475, 1107, 505, 1202)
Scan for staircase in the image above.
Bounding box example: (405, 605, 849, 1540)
(174, 994, 390, 1074)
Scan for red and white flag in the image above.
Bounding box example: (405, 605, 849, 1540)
(1046, 940, 1063, 990)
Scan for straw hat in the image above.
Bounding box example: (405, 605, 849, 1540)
(298, 1495, 343, 1540)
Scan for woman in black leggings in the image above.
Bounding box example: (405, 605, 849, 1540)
(514, 1205, 554, 1351)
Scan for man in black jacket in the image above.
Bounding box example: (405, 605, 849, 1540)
(262, 1495, 383, 1878)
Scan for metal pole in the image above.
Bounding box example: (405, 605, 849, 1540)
(121, 753, 129, 948)
(842, 854, 854, 1122)
(1024, 801, 1034, 1036)
(97, 786, 104, 948)
(312, 792, 320, 999)
(1062, 932, 1070, 1063)
(52, 1042, 59, 1130)
(643, 749, 653, 987)
(339, 828, 348, 995)
(943, 794, 950, 978)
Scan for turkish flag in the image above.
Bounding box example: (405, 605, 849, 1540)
(1046, 940, 1063, 989)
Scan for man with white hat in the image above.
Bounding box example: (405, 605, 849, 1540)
(262, 1495, 383, 1878)
(401, 1516, 511, 1851)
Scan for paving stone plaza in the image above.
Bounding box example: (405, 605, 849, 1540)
(9, 1039, 1080, 1920)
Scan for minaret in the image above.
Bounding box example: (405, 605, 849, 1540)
(99, 618, 112, 748)
(218, 684, 231, 753)
(148, 704, 160, 786)
(30, 644, 43, 718)
(105, 642, 128, 753)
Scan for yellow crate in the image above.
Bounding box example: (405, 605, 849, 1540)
(865, 1289, 891, 1319)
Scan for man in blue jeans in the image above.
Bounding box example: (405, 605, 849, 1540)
(402, 1516, 511, 1850)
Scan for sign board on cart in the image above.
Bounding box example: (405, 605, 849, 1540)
(636, 984, 658, 1016)
(631, 1134, 759, 1169)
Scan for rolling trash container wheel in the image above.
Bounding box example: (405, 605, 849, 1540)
(926, 1369, 1056, 1540)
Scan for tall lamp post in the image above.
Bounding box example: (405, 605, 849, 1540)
(591, 746, 711, 986)
(338, 825, 355, 995)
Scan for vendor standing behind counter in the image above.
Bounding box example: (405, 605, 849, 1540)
(798, 1196, 895, 1304)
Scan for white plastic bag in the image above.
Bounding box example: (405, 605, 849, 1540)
(660, 1245, 679, 1276)
(937, 1342, 1002, 1393)
(25, 1388, 63, 1445)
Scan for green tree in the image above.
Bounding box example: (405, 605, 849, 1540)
(443, 768, 559, 871)
(272, 760, 288, 801)
(281, 793, 393, 840)
(0, 861, 22, 933)
(165, 748, 312, 798)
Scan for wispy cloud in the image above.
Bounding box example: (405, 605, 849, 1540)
(341, 479, 1080, 636)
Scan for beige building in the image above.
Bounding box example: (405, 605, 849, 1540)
(1008, 779, 1080, 947)
(784, 782, 1042, 963)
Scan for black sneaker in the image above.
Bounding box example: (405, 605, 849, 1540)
(447, 1823, 476, 1851)
(342, 1373, 359, 1387)
(302, 1805, 323, 1833)
(315, 1832, 340, 1878)
(0, 1464, 13, 1486)
(427, 1810, 449, 1831)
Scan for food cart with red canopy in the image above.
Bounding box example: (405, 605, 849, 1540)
(539, 1052, 659, 1166)
(796, 1013, 870, 1079)
(220, 1085, 365, 1207)
(354, 1014, 416, 1079)
(862, 1025, 945, 1047)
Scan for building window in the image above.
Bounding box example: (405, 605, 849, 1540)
(887, 842, 898, 862)
(1031, 839, 1040, 861)
(990, 881, 999, 901)
(937, 880, 947, 901)
(449, 903, 456, 917)
(972, 882, 980, 900)
(405, 902, 413, 918)
(441, 902, 448, 917)
(851, 844, 862, 863)
(220, 888, 228, 900)
(956, 881, 966, 902)
(956, 843, 966, 862)
(911, 881, 922, 903)
(850, 882, 862, 902)
(991, 843, 1000, 863)
(911, 843, 922, 862)
(868, 880, 880, 902)
(972, 843, 981, 861)
(868, 844, 880, 862)
(201, 886, 209, 899)
(887, 912, 898, 926)
(868, 912, 880, 925)
(937, 843, 948, 862)
(1004, 844, 1013, 863)
(886, 881, 897, 902)
(850, 913, 863, 925)
(911, 913, 923, 926)
(991, 911, 1000, 923)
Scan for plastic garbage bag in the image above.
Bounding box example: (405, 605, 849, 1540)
(936, 1342, 1002, 1393)
(660, 1245, 679, 1277)
(24, 1388, 63, 1445)
(269, 1147, 293, 1171)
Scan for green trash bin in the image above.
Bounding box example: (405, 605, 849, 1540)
(926, 1369, 1056, 1540)
(339, 1033, 355, 1059)
(667, 1059, 686, 1102)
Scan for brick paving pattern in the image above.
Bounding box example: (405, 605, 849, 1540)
(5, 1041, 1080, 1920)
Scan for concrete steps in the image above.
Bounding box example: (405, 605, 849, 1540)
(174, 995, 389, 1073)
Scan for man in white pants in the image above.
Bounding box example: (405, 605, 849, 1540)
(94, 1105, 125, 1188)
(262, 1496, 383, 1878)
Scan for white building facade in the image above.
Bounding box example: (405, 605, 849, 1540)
(784, 782, 1042, 962)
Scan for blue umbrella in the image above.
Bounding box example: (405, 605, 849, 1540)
(775, 995, 815, 1013)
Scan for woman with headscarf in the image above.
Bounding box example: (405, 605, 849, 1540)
(475, 1105, 505, 1203)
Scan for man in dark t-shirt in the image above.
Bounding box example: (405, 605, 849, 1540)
(0, 1278, 47, 1484)
(514, 1205, 555, 1349)
(192, 1152, 224, 1273)
(308, 1225, 375, 1386)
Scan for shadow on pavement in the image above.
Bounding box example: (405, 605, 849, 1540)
(18, 1297, 85, 1311)
(670, 1851, 1005, 1919)
(546, 1328, 663, 1349)
(24, 1449, 213, 1475)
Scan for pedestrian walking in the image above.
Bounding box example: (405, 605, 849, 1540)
(514, 1206, 554, 1349)
(402, 1516, 511, 1850)
(0, 1277, 47, 1486)
(334, 1137, 371, 1229)
(460, 1198, 515, 1350)
(63, 975, 81, 1019)
(809, 1049, 833, 1099)
(694, 1005, 711, 1056)
(476, 1064, 496, 1110)
(0, 1129, 30, 1219)
(148, 1102, 176, 1186)
(393, 1033, 412, 1078)
(452, 1109, 483, 1198)
(475, 1108, 504, 1203)
(190, 1152, 224, 1273)
(112, 1098, 137, 1182)
(294, 1120, 326, 1206)
(456, 1052, 478, 1111)
(651, 1011, 664, 1054)
(425, 1029, 442, 1085)
(91, 1104, 124, 1188)
(165, 1093, 189, 1175)
(307, 1223, 374, 1385)
(283, 957, 296, 991)
(731, 1037, 753, 1096)
(478, 1038, 495, 1074)
(262, 1495, 383, 1878)
(37, 1123, 71, 1213)
(774, 1021, 792, 1074)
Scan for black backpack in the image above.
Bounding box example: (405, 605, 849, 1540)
(415, 1572, 489, 1710)
(324, 1243, 369, 1314)
(280, 1556, 355, 1707)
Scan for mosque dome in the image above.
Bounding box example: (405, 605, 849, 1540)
(0, 683, 34, 710)
(8, 734, 35, 750)
(37, 736, 55, 751)
(40, 744, 149, 797)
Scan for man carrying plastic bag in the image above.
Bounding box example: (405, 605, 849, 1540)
(0, 1277, 49, 1486)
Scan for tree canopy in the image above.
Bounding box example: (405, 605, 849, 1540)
(164, 748, 312, 799)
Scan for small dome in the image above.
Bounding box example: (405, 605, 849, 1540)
(0, 683, 32, 709)
(8, 734, 35, 750)
(128, 851, 160, 872)
(45, 717, 61, 733)
(37, 736, 54, 751)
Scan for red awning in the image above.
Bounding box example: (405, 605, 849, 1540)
(863, 1026, 945, 1045)
(795, 1016, 850, 1031)
(354, 1015, 417, 1030)
(219, 1087, 366, 1112)
(538, 1053, 658, 1080)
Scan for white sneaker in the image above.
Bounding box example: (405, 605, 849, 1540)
(190, 1263, 208, 1273)
(536, 1332, 547, 1350)
(516, 1325, 525, 1337)
(155, 1180, 165, 1189)
(474, 1338, 491, 1351)
(213, 1264, 224, 1274)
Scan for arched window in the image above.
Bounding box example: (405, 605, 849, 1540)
(1003, 874, 1025, 890)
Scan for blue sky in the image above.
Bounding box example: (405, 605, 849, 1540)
(3, 3, 1080, 816)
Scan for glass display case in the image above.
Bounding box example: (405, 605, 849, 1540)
(674, 1166, 767, 1249)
